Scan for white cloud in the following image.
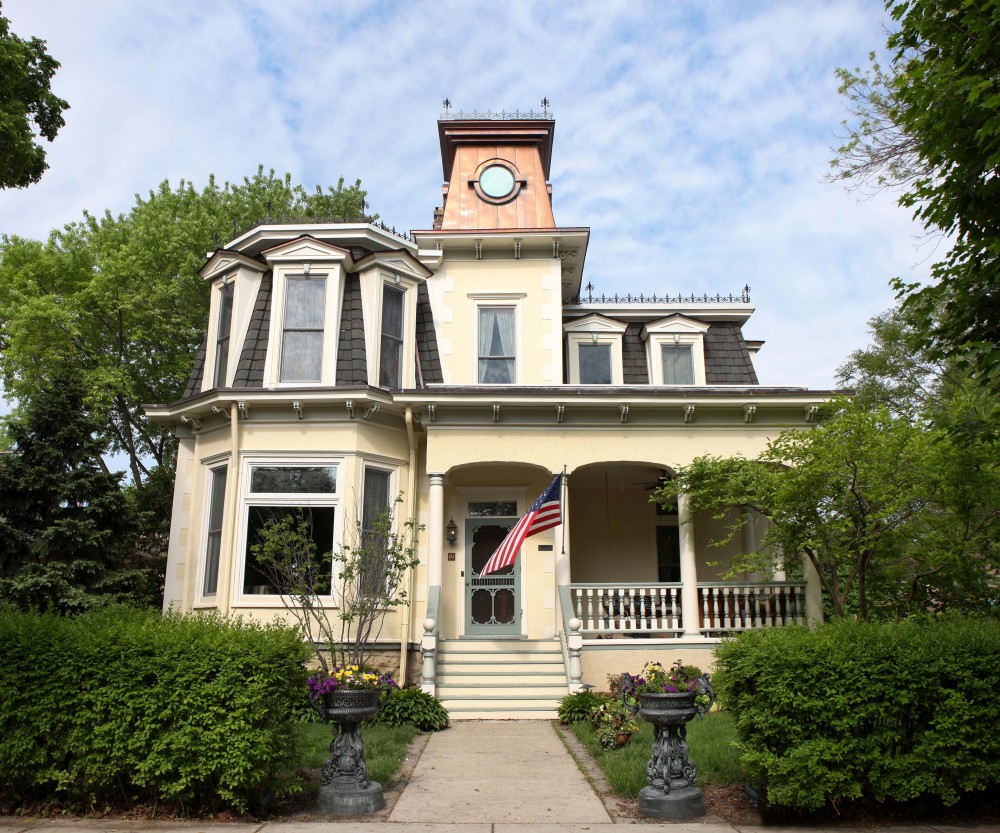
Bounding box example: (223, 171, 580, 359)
(1, 0, 929, 391)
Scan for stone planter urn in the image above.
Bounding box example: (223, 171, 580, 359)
(317, 688, 389, 814)
(623, 675, 716, 820)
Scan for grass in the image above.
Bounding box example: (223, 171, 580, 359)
(568, 710, 749, 798)
(292, 721, 420, 786)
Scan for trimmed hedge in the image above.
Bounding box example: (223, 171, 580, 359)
(0, 606, 311, 813)
(714, 616, 1000, 811)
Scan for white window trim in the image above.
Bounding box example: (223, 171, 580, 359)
(371, 272, 419, 389)
(196, 457, 230, 605)
(264, 266, 341, 387)
(473, 299, 522, 385)
(643, 315, 710, 386)
(233, 457, 343, 607)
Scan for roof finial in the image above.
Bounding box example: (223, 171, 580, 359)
(541, 97, 550, 118)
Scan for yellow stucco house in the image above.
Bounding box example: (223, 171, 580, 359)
(147, 112, 830, 718)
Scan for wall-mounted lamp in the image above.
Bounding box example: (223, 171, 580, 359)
(445, 517, 458, 546)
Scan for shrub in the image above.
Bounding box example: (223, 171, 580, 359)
(557, 689, 608, 724)
(368, 686, 449, 731)
(0, 606, 311, 813)
(714, 615, 1000, 812)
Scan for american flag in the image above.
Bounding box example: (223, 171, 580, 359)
(480, 475, 563, 577)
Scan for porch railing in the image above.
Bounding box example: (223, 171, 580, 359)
(568, 581, 809, 637)
(569, 583, 684, 636)
(698, 581, 807, 632)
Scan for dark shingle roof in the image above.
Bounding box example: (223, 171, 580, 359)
(183, 337, 207, 398)
(415, 281, 443, 386)
(335, 272, 368, 385)
(704, 323, 759, 385)
(622, 323, 650, 384)
(233, 271, 272, 387)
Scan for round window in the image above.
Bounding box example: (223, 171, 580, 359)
(479, 164, 516, 199)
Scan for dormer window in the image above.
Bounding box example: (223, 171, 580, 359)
(564, 314, 627, 384)
(379, 285, 405, 388)
(214, 282, 234, 387)
(643, 315, 710, 386)
(279, 275, 326, 382)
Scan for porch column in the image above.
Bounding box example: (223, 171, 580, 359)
(427, 473, 444, 589)
(678, 493, 704, 639)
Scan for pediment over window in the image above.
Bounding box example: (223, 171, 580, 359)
(260, 235, 351, 264)
(199, 251, 266, 282)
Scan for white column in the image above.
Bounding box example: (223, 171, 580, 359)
(427, 473, 444, 588)
(678, 493, 704, 639)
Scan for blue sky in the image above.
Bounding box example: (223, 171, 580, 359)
(1, 1, 927, 390)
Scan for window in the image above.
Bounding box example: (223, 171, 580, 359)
(379, 285, 404, 388)
(478, 307, 515, 383)
(661, 344, 695, 385)
(578, 343, 612, 384)
(241, 463, 338, 596)
(280, 276, 326, 382)
(203, 466, 227, 595)
(214, 283, 234, 387)
(656, 526, 681, 582)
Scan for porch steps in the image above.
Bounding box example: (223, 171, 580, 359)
(435, 638, 567, 720)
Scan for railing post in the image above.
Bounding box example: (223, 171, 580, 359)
(567, 617, 583, 692)
(420, 617, 437, 696)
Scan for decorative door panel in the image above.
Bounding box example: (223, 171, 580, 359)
(465, 519, 520, 636)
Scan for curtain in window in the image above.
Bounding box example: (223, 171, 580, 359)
(478, 307, 515, 383)
(280, 278, 326, 381)
(661, 344, 694, 384)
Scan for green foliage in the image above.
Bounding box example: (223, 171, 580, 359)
(0, 362, 153, 612)
(0, 168, 369, 487)
(368, 687, 449, 731)
(251, 494, 421, 672)
(655, 397, 1000, 620)
(0, 606, 311, 813)
(831, 1, 1000, 394)
(714, 616, 1000, 811)
(0, 5, 69, 188)
(557, 689, 609, 724)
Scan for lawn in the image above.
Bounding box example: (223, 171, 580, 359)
(568, 710, 749, 798)
(293, 721, 420, 787)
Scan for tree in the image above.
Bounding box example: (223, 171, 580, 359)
(0, 2, 69, 188)
(250, 495, 420, 673)
(0, 361, 154, 612)
(655, 401, 1000, 620)
(0, 168, 370, 486)
(830, 1, 1000, 392)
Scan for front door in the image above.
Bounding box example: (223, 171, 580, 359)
(465, 518, 521, 636)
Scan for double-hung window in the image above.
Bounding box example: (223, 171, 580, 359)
(202, 466, 228, 596)
(660, 344, 695, 385)
(478, 306, 515, 384)
(280, 276, 326, 382)
(379, 286, 404, 388)
(242, 463, 338, 597)
(214, 283, 234, 387)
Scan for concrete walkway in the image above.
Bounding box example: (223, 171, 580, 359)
(389, 720, 610, 824)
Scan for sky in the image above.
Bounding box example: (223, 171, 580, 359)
(1, 0, 931, 391)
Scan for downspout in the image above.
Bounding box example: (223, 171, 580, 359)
(399, 406, 418, 683)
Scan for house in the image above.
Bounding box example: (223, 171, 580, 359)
(146, 111, 831, 719)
